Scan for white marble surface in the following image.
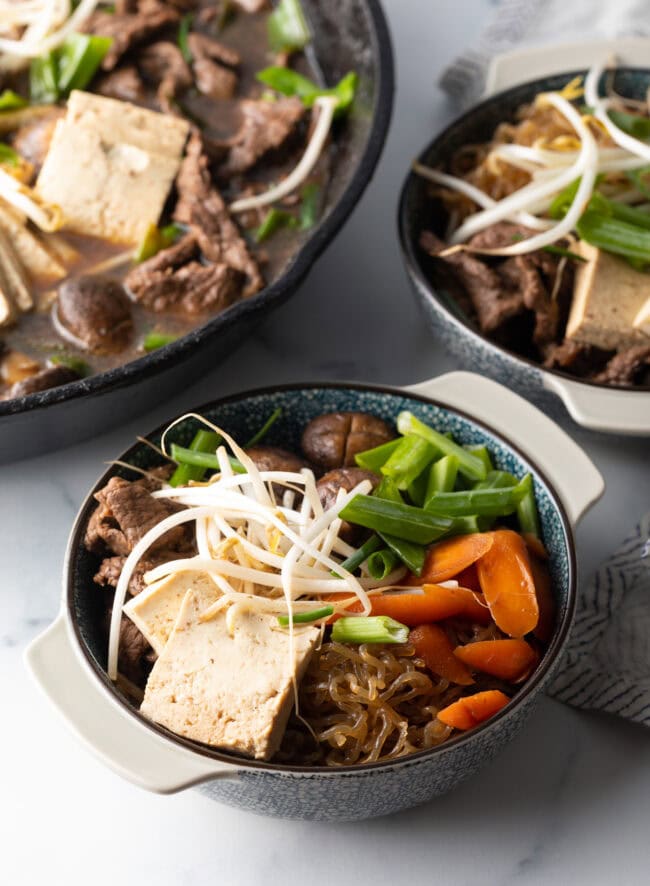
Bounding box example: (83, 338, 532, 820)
(3, 1, 650, 883)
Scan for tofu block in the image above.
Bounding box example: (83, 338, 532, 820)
(36, 91, 189, 245)
(124, 570, 220, 655)
(141, 590, 319, 760)
(566, 242, 650, 350)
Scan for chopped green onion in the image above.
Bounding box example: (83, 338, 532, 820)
(30, 53, 59, 104)
(396, 412, 487, 482)
(354, 437, 401, 472)
(256, 67, 357, 116)
(299, 182, 320, 230)
(0, 143, 20, 168)
(143, 332, 179, 352)
(425, 475, 529, 518)
(56, 34, 113, 95)
(607, 109, 650, 140)
(516, 473, 541, 538)
(178, 14, 193, 63)
(381, 434, 436, 491)
(625, 166, 650, 200)
(332, 615, 409, 645)
(169, 430, 222, 487)
(577, 210, 650, 263)
(171, 443, 245, 474)
(366, 548, 400, 580)
(426, 454, 458, 498)
(278, 605, 333, 625)
(49, 354, 90, 376)
(245, 407, 282, 448)
(374, 475, 403, 503)
(135, 222, 184, 263)
(339, 495, 453, 545)
(334, 534, 382, 576)
(465, 445, 493, 474)
(267, 0, 311, 53)
(379, 533, 426, 575)
(407, 470, 428, 507)
(542, 244, 587, 262)
(254, 207, 297, 242)
(0, 90, 28, 112)
(446, 516, 484, 535)
(474, 469, 517, 490)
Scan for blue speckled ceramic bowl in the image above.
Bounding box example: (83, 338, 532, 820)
(398, 69, 650, 436)
(26, 374, 604, 820)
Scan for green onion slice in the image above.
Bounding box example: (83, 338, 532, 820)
(332, 615, 410, 645)
(245, 407, 282, 448)
(267, 0, 311, 53)
(256, 67, 357, 116)
(0, 90, 28, 111)
(278, 605, 333, 626)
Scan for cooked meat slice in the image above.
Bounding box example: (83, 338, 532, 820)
(499, 256, 557, 347)
(54, 275, 133, 354)
(10, 108, 64, 177)
(193, 57, 238, 99)
(187, 31, 241, 68)
(468, 222, 536, 251)
(140, 588, 319, 760)
(85, 1, 180, 72)
(118, 615, 154, 684)
(85, 476, 187, 557)
(317, 467, 379, 544)
(420, 230, 525, 335)
(218, 97, 305, 176)
(128, 260, 243, 314)
(94, 549, 190, 597)
(96, 66, 146, 103)
(174, 131, 263, 295)
(126, 233, 199, 289)
(246, 446, 310, 473)
(302, 412, 395, 469)
(594, 345, 650, 386)
(8, 365, 79, 398)
(139, 41, 192, 112)
(542, 339, 613, 377)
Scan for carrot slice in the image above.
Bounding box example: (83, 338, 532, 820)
(437, 690, 510, 730)
(418, 533, 494, 583)
(454, 563, 481, 593)
(329, 583, 492, 626)
(454, 639, 538, 682)
(529, 555, 556, 643)
(476, 529, 539, 637)
(411, 624, 474, 685)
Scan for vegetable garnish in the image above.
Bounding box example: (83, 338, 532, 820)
(299, 182, 320, 229)
(0, 0, 102, 61)
(169, 429, 222, 488)
(245, 407, 283, 448)
(331, 615, 410, 645)
(142, 332, 179, 353)
(267, 0, 311, 53)
(0, 143, 20, 168)
(134, 223, 184, 264)
(339, 495, 453, 545)
(29, 33, 113, 103)
(170, 443, 245, 474)
(278, 605, 334, 626)
(177, 13, 193, 64)
(0, 90, 28, 111)
(396, 411, 487, 482)
(48, 353, 90, 376)
(334, 534, 382, 576)
(254, 207, 297, 242)
(256, 67, 357, 116)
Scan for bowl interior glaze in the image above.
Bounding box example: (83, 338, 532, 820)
(67, 383, 575, 773)
(399, 67, 650, 393)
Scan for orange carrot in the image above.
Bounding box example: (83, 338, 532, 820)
(437, 690, 510, 730)
(329, 583, 491, 625)
(476, 529, 539, 637)
(454, 639, 538, 682)
(416, 533, 494, 584)
(411, 624, 474, 685)
(529, 555, 556, 643)
(454, 563, 481, 593)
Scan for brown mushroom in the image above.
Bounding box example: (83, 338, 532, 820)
(8, 364, 79, 398)
(245, 445, 311, 474)
(317, 467, 380, 543)
(54, 275, 133, 354)
(301, 412, 395, 470)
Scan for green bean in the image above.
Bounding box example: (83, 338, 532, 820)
(396, 412, 487, 482)
(339, 495, 453, 545)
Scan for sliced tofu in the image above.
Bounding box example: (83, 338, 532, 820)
(124, 570, 220, 655)
(36, 90, 189, 245)
(141, 590, 319, 760)
(566, 242, 650, 350)
(0, 202, 66, 284)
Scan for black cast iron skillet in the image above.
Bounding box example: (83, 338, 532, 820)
(0, 0, 394, 463)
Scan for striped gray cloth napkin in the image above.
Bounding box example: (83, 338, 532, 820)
(440, 0, 650, 108)
(549, 514, 650, 725)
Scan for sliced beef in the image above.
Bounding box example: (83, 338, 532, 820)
(498, 256, 557, 347)
(10, 109, 64, 177)
(54, 275, 133, 354)
(174, 130, 263, 295)
(218, 97, 305, 176)
(96, 66, 146, 103)
(8, 365, 79, 398)
(85, 476, 187, 557)
(302, 412, 395, 470)
(594, 345, 650, 386)
(193, 57, 238, 100)
(117, 615, 155, 683)
(94, 549, 188, 597)
(85, 1, 180, 72)
(468, 222, 535, 251)
(126, 233, 199, 286)
(128, 260, 243, 314)
(139, 41, 192, 112)
(543, 340, 613, 377)
(187, 31, 240, 68)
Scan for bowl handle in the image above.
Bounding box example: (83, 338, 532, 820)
(405, 371, 604, 525)
(542, 374, 650, 436)
(25, 614, 241, 794)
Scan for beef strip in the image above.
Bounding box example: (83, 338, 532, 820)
(10, 109, 64, 177)
(85, 476, 187, 557)
(187, 31, 241, 68)
(498, 255, 558, 347)
(96, 66, 146, 103)
(116, 614, 155, 683)
(542, 340, 613, 377)
(193, 58, 238, 100)
(138, 41, 192, 113)
(594, 345, 650, 385)
(174, 130, 263, 295)
(127, 233, 199, 286)
(85, 1, 180, 72)
(94, 549, 188, 597)
(128, 260, 243, 314)
(217, 97, 305, 176)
